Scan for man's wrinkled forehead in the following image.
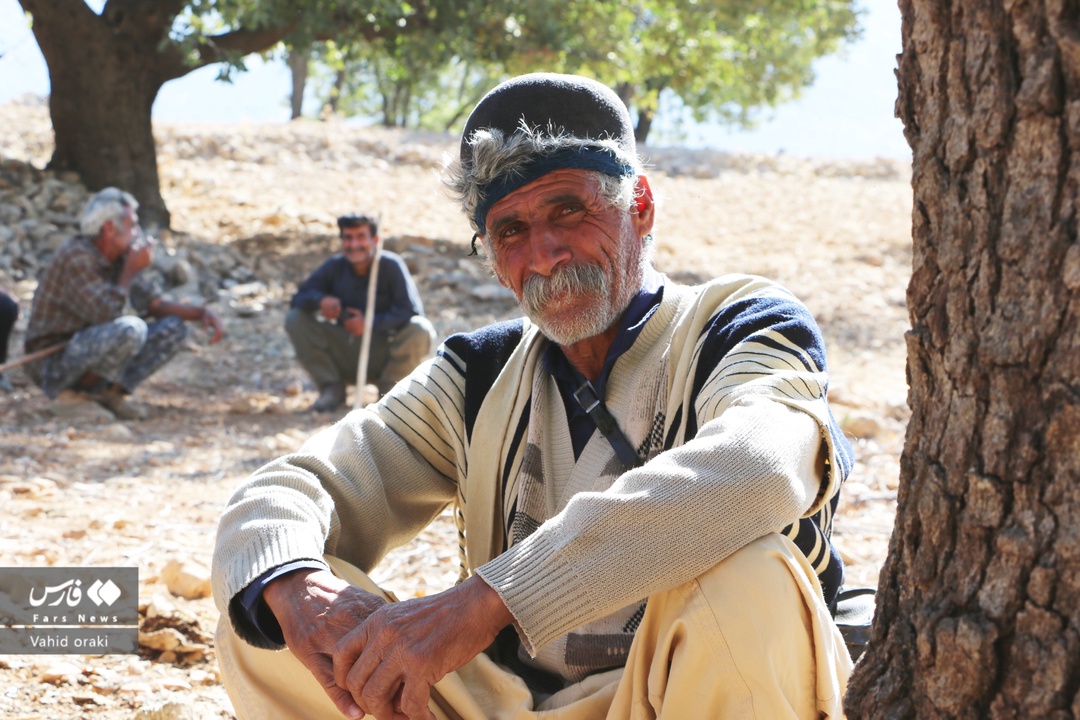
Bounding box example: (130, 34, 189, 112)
(458, 73, 637, 234)
(486, 170, 602, 232)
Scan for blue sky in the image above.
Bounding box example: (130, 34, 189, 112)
(0, 1, 908, 160)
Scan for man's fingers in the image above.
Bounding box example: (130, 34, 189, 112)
(355, 663, 405, 720)
(333, 625, 372, 694)
(321, 671, 365, 719)
(308, 653, 364, 719)
(399, 678, 436, 720)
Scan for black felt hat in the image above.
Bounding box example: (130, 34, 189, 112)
(459, 73, 636, 165)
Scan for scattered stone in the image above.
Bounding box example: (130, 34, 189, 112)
(49, 390, 114, 421)
(841, 413, 882, 439)
(160, 560, 212, 600)
(38, 661, 83, 685)
(100, 423, 137, 441)
(138, 627, 186, 653)
(71, 693, 106, 706)
(133, 700, 201, 720)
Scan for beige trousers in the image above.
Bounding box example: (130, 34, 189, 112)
(216, 533, 852, 719)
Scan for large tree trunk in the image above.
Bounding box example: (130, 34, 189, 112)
(846, 2, 1079, 718)
(18, 0, 295, 230)
(24, 0, 179, 228)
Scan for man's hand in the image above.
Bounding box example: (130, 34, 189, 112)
(343, 308, 366, 337)
(201, 308, 224, 344)
(123, 236, 154, 273)
(332, 574, 514, 720)
(118, 237, 154, 289)
(319, 296, 342, 321)
(263, 569, 388, 719)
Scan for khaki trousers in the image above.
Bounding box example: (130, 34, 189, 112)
(216, 533, 852, 719)
(285, 309, 436, 395)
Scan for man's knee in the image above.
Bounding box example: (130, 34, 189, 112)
(112, 316, 150, 354)
(285, 308, 329, 351)
(149, 315, 190, 350)
(695, 534, 821, 617)
(0, 293, 18, 326)
(390, 316, 435, 359)
(284, 307, 318, 335)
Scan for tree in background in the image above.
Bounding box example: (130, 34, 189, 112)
(304, 1, 635, 131)
(287, 42, 315, 120)
(608, 0, 860, 144)
(845, 1, 1079, 716)
(295, 0, 859, 146)
(15, 0, 405, 228)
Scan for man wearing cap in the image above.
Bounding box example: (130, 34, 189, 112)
(213, 73, 854, 719)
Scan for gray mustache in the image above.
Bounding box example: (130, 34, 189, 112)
(521, 264, 608, 312)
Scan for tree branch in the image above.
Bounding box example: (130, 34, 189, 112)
(173, 12, 398, 80)
(17, 0, 100, 37)
(102, 0, 186, 22)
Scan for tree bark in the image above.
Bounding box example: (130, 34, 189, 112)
(17, 0, 296, 229)
(288, 45, 309, 120)
(634, 108, 654, 146)
(846, 1, 1080, 718)
(20, 0, 180, 227)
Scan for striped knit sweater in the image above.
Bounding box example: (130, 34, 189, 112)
(212, 274, 852, 686)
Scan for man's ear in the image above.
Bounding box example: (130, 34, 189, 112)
(96, 219, 117, 249)
(631, 176, 655, 237)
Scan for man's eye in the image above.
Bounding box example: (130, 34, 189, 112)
(556, 204, 586, 221)
(498, 225, 525, 242)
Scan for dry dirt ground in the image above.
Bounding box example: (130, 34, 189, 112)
(0, 102, 912, 718)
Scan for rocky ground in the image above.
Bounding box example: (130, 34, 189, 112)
(0, 98, 912, 719)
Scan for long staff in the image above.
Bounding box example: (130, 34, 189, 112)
(0, 341, 66, 374)
(354, 237, 382, 409)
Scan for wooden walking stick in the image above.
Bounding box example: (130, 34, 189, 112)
(354, 236, 382, 409)
(0, 341, 67, 375)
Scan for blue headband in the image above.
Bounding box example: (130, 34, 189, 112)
(474, 146, 634, 234)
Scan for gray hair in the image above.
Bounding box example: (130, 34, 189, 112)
(81, 187, 138, 237)
(443, 124, 645, 236)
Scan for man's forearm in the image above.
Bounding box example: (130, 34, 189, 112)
(263, 567, 338, 621)
(147, 298, 204, 320)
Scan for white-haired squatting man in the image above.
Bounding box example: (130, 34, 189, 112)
(23, 187, 223, 419)
(213, 73, 855, 719)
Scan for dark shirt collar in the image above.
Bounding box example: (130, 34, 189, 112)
(543, 267, 665, 457)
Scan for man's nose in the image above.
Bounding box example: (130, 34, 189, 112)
(528, 225, 572, 276)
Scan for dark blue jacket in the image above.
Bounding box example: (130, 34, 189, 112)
(290, 252, 423, 334)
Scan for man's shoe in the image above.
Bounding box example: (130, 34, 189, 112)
(310, 384, 346, 413)
(51, 389, 114, 420)
(94, 386, 147, 421)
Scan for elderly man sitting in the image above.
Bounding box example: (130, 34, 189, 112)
(213, 73, 854, 719)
